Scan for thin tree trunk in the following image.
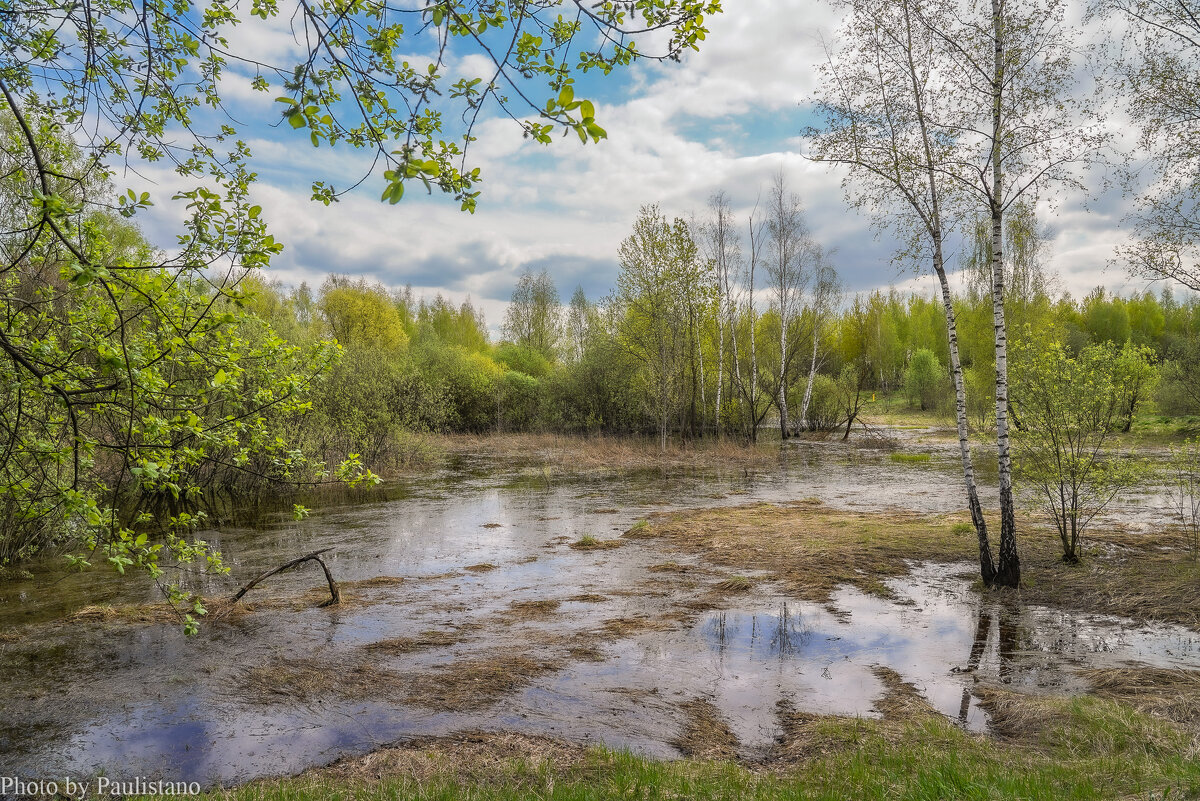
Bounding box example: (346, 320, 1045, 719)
(716, 291, 725, 438)
(990, 0, 1020, 587)
(749, 228, 759, 444)
(779, 310, 790, 439)
(800, 325, 819, 430)
(696, 312, 706, 435)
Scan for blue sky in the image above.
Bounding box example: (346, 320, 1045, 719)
(126, 0, 1158, 333)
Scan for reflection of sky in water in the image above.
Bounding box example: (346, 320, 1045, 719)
(1, 442, 1198, 785)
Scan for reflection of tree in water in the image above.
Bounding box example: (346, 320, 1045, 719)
(957, 601, 1022, 724)
(769, 604, 805, 657)
(705, 604, 808, 658)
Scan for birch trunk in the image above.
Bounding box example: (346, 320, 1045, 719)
(716, 295, 724, 438)
(779, 317, 790, 438)
(990, 0, 1020, 587)
(749, 256, 758, 444)
(800, 328, 818, 429)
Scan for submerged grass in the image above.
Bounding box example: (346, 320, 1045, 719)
(187, 685, 1200, 801)
(889, 452, 931, 464)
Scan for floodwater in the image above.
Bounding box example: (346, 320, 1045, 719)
(0, 432, 1196, 786)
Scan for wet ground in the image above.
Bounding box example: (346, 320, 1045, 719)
(0, 431, 1196, 785)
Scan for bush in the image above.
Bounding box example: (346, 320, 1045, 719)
(903, 349, 948, 411)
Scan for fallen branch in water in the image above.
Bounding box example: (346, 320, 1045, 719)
(228, 548, 341, 608)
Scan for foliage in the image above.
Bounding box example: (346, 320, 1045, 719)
(503, 271, 561, 360)
(1011, 338, 1151, 562)
(902, 349, 947, 412)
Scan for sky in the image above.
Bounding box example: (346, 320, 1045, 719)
(127, 0, 1163, 334)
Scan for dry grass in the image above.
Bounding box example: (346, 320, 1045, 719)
(567, 645, 607, 662)
(648, 561, 692, 573)
(498, 599, 562, 621)
(569, 536, 623, 551)
(362, 629, 467, 654)
(464, 563, 498, 573)
(69, 598, 254, 625)
(242, 658, 402, 703)
(1081, 667, 1200, 728)
(674, 698, 740, 760)
(770, 666, 938, 766)
(405, 654, 562, 711)
(1015, 531, 1200, 627)
(481, 522, 503, 529)
(647, 499, 973, 603)
(598, 615, 678, 638)
(715, 575, 754, 593)
(869, 666, 938, 720)
(565, 593, 609, 603)
(288, 731, 583, 788)
(441, 433, 775, 473)
(342, 575, 406, 589)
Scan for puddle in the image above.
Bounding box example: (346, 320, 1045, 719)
(1, 436, 1197, 784)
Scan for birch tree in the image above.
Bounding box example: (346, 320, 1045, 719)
(765, 171, 812, 439)
(698, 191, 742, 438)
(799, 257, 841, 429)
(929, 0, 1108, 586)
(809, 0, 997, 582)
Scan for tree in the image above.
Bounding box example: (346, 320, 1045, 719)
(799, 258, 841, 429)
(503, 270, 562, 359)
(809, 0, 997, 582)
(697, 191, 742, 439)
(765, 170, 812, 438)
(563, 286, 591, 365)
(1092, 0, 1200, 291)
(927, 0, 1107, 586)
(904, 348, 947, 411)
(319, 276, 409, 350)
(1011, 338, 1149, 562)
(615, 205, 699, 450)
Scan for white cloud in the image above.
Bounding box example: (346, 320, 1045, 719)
(122, 0, 1149, 336)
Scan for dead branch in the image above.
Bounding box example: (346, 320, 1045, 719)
(228, 547, 341, 607)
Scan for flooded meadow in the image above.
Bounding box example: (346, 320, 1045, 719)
(0, 429, 1197, 788)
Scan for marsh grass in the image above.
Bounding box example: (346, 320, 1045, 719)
(715, 575, 753, 593)
(674, 698, 740, 760)
(362, 629, 467, 654)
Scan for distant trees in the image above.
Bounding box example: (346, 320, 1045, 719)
(615, 206, 702, 450)
(765, 171, 813, 438)
(503, 271, 562, 359)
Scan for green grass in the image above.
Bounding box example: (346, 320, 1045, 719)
(185, 694, 1200, 801)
